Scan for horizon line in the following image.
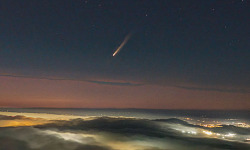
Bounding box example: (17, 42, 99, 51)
(0, 107, 249, 111)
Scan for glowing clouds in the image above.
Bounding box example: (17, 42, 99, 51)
(113, 33, 132, 56)
(203, 130, 213, 135)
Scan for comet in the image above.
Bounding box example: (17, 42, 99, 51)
(113, 33, 132, 56)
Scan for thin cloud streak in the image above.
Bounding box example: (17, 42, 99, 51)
(0, 74, 248, 92)
(174, 85, 250, 93)
(0, 74, 142, 87)
(86, 80, 142, 86)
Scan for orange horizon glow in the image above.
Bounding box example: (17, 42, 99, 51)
(0, 76, 249, 110)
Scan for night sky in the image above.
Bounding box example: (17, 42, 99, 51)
(0, 0, 249, 109)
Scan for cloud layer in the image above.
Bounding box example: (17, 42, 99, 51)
(0, 114, 249, 150)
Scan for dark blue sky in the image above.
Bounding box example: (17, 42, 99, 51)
(1, 0, 249, 93)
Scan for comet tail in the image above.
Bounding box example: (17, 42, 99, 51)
(113, 33, 132, 56)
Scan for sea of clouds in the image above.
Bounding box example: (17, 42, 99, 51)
(0, 114, 249, 150)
